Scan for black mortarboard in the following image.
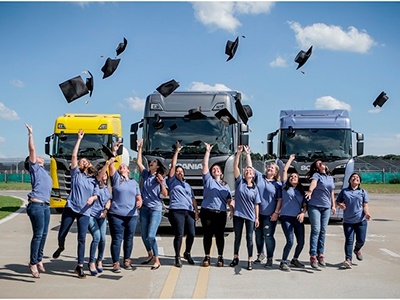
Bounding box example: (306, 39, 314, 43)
(152, 114, 164, 130)
(169, 124, 178, 131)
(225, 36, 239, 62)
(185, 107, 206, 120)
(156, 79, 180, 98)
(100, 144, 115, 160)
(295, 45, 313, 70)
(116, 37, 128, 56)
(373, 91, 389, 107)
(101, 57, 121, 79)
(215, 108, 238, 126)
(235, 100, 252, 125)
(59, 75, 89, 103)
(83, 71, 94, 97)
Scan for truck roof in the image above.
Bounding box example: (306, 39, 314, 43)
(279, 109, 351, 129)
(54, 113, 122, 134)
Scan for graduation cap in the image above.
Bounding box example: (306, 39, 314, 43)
(295, 45, 313, 70)
(215, 108, 238, 126)
(156, 79, 180, 98)
(59, 71, 94, 103)
(152, 114, 164, 130)
(373, 91, 389, 107)
(185, 107, 206, 120)
(100, 144, 115, 160)
(83, 70, 94, 98)
(169, 124, 178, 131)
(101, 57, 121, 79)
(116, 37, 128, 56)
(225, 36, 239, 62)
(235, 100, 252, 125)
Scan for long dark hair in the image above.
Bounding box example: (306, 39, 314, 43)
(306, 159, 330, 181)
(155, 159, 167, 176)
(284, 172, 305, 196)
(210, 163, 228, 186)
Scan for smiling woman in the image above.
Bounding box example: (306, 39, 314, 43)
(0, 195, 23, 220)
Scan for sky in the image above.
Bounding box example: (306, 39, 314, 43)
(0, 1, 399, 160)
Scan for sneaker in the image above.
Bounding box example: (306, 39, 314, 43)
(290, 258, 305, 268)
(123, 259, 132, 270)
(74, 265, 86, 279)
(52, 247, 65, 259)
(183, 252, 195, 265)
(310, 256, 319, 269)
(317, 255, 326, 268)
(175, 256, 182, 268)
(342, 259, 352, 269)
(112, 262, 121, 273)
(202, 256, 211, 267)
(229, 257, 239, 267)
(217, 256, 224, 267)
(254, 253, 266, 264)
(264, 258, 273, 268)
(354, 250, 363, 261)
(279, 262, 290, 272)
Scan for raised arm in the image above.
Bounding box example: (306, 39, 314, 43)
(234, 145, 244, 179)
(282, 154, 295, 182)
(169, 141, 182, 177)
(202, 142, 214, 175)
(136, 139, 145, 173)
(71, 129, 84, 169)
(25, 123, 36, 163)
(244, 145, 252, 168)
(97, 157, 116, 182)
(108, 142, 120, 177)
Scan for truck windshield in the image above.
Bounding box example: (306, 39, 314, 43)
(144, 117, 233, 156)
(53, 134, 111, 159)
(279, 128, 352, 161)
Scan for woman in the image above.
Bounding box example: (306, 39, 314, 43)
(245, 150, 282, 268)
(336, 173, 371, 269)
(52, 129, 99, 279)
(108, 143, 143, 273)
(305, 159, 336, 269)
(167, 141, 199, 268)
(200, 142, 233, 267)
(25, 123, 52, 278)
(136, 139, 168, 270)
(229, 145, 260, 271)
(278, 154, 307, 271)
(87, 161, 112, 276)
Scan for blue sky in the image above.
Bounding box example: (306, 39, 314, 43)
(0, 1, 399, 159)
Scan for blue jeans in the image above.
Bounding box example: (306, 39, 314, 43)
(140, 205, 162, 257)
(308, 205, 331, 257)
(343, 220, 368, 261)
(108, 213, 138, 263)
(26, 202, 50, 265)
(168, 209, 196, 257)
(88, 216, 107, 263)
(57, 207, 90, 264)
(255, 214, 277, 258)
(280, 215, 305, 261)
(233, 216, 255, 258)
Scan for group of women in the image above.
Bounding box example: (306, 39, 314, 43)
(24, 124, 371, 279)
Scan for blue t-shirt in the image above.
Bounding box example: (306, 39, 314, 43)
(234, 175, 261, 221)
(141, 169, 165, 211)
(27, 161, 52, 204)
(110, 172, 141, 217)
(308, 173, 335, 208)
(91, 184, 111, 218)
(202, 172, 232, 212)
(66, 166, 99, 216)
(166, 175, 195, 211)
(336, 187, 369, 224)
(280, 180, 306, 217)
(254, 169, 282, 216)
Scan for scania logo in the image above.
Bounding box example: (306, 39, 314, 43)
(300, 165, 310, 171)
(181, 163, 203, 170)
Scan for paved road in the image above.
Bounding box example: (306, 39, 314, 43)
(0, 191, 400, 298)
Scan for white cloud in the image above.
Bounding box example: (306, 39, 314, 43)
(10, 79, 24, 88)
(270, 55, 287, 68)
(288, 21, 375, 53)
(396, 134, 400, 140)
(0, 136, 5, 143)
(192, 2, 274, 33)
(315, 96, 352, 111)
(0, 102, 19, 120)
(125, 96, 145, 112)
(368, 107, 381, 114)
(189, 81, 231, 92)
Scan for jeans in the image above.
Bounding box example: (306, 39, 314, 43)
(140, 205, 162, 257)
(233, 216, 255, 258)
(57, 207, 90, 264)
(27, 202, 50, 265)
(88, 216, 107, 263)
(108, 213, 138, 263)
(343, 220, 368, 261)
(200, 208, 227, 256)
(308, 205, 331, 257)
(255, 214, 277, 258)
(280, 215, 305, 261)
(168, 209, 196, 257)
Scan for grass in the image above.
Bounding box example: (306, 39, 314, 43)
(362, 183, 400, 194)
(0, 196, 23, 219)
(0, 182, 31, 190)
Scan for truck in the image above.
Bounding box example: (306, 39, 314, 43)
(266, 109, 364, 220)
(130, 91, 252, 226)
(45, 113, 129, 211)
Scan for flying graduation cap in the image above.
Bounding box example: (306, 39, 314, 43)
(59, 71, 94, 103)
(156, 79, 180, 98)
(373, 91, 389, 107)
(295, 45, 313, 70)
(215, 108, 238, 126)
(101, 57, 121, 79)
(100, 144, 115, 160)
(225, 36, 239, 62)
(116, 37, 128, 56)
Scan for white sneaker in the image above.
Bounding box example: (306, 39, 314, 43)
(342, 259, 352, 269)
(254, 253, 266, 264)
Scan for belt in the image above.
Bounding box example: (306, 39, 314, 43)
(202, 207, 223, 214)
(28, 197, 46, 204)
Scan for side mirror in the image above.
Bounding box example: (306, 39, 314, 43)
(45, 135, 52, 156)
(357, 141, 364, 156)
(240, 134, 249, 146)
(267, 141, 273, 155)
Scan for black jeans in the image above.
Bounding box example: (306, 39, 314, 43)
(168, 209, 196, 257)
(233, 216, 255, 258)
(200, 208, 227, 256)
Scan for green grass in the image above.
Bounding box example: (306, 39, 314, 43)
(0, 195, 23, 219)
(0, 182, 31, 190)
(362, 183, 400, 194)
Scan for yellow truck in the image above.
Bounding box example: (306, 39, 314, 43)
(45, 113, 129, 211)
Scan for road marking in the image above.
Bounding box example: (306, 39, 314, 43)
(159, 267, 180, 298)
(192, 266, 210, 298)
(380, 248, 400, 258)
